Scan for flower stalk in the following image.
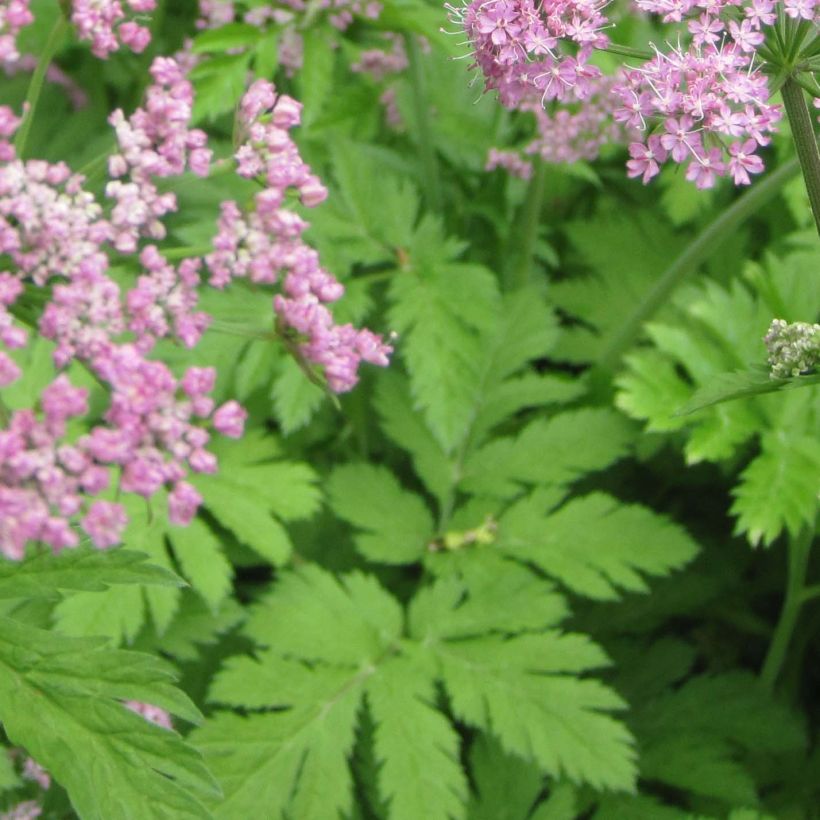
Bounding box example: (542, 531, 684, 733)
(13, 16, 69, 158)
(760, 525, 815, 691)
(780, 77, 820, 235)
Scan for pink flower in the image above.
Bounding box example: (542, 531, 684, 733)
(82, 501, 128, 548)
(213, 401, 247, 438)
(626, 137, 667, 183)
(728, 138, 764, 184)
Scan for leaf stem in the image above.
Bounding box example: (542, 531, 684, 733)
(13, 16, 69, 158)
(760, 525, 814, 691)
(504, 159, 547, 291)
(590, 155, 802, 384)
(781, 77, 820, 235)
(596, 43, 655, 60)
(405, 35, 442, 212)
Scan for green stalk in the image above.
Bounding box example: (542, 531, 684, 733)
(13, 17, 69, 158)
(597, 43, 655, 61)
(781, 77, 820, 235)
(590, 155, 802, 383)
(405, 35, 442, 212)
(504, 159, 547, 291)
(760, 525, 814, 691)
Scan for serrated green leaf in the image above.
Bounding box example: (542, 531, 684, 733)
(0, 549, 180, 600)
(0, 617, 217, 820)
(375, 372, 451, 503)
(168, 519, 233, 612)
(731, 431, 820, 547)
(389, 255, 499, 451)
(461, 409, 634, 498)
(466, 734, 544, 820)
(366, 657, 468, 820)
(499, 493, 699, 600)
(328, 464, 434, 564)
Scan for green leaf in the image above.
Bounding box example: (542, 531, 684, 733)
(0, 617, 217, 820)
(367, 656, 468, 820)
(430, 631, 636, 791)
(191, 23, 261, 53)
(299, 28, 337, 128)
(374, 372, 451, 504)
(632, 672, 805, 805)
(731, 431, 820, 547)
(328, 464, 435, 564)
(389, 248, 500, 451)
(271, 356, 325, 434)
(461, 409, 634, 499)
(499, 493, 699, 600)
(466, 734, 544, 820)
(409, 578, 637, 791)
(550, 211, 685, 363)
(677, 366, 820, 415)
(168, 519, 234, 612)
(53, 584, 145, 644)
(0, 549, 181, 600)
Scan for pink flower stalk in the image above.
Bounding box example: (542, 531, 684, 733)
(0, 0, 33, 65)
(207, 80, 392, 393)
(70, 0, 156, 59)
(107, 57, 211, 253)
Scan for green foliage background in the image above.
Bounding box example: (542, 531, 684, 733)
(0, 1, 818, 818)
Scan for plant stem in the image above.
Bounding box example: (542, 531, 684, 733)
(597, 43, 655, 61)
(504, 159, 547, 291)
(13, 16, 69, 158)
(590, 155, 802, 384)
(781, 77, 820, 235)
(405, 35, 442, 212)
(760, 525, 814, 691)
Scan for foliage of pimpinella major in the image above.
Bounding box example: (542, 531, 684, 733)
(193, 563, 638, 819)
(0, 613, 218, 819)
(616, 240, 820, 546)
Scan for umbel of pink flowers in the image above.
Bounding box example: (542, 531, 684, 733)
(451, 0, 817, 187)
(0, 50, 391, 557)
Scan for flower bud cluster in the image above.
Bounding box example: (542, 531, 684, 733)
(207, 80, 392, 393)
(107, 57, 212, 253)
(0, 0, 33, 65)
(70, 0, 156, 59)
(764, 319, 820, 379)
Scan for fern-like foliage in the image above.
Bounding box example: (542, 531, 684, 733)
(194, 563, 635, 819)
(616, 242, 820, 546)
(0, 616, 218, 819)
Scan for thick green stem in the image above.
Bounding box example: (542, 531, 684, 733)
(590, 155, 802, 384)
(405, 35, 442, 212)
(13, 17, 69, 158)
(504, 159, 547, 291)
(781, 77, 820, 235)
(760, 526, 814, 691)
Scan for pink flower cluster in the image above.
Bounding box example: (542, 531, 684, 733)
(0, 59, 246, 559)
(0, 1, 157, 65)
(447, 0, 610, 109)
(452, 0, 815, 188)
(0, 752, 50, 820)
(207, 80, 392, 393)
(615, 23, 784, 187)
(107, 57, 211, 252)
(70, 0, 156, 59)
(0, 0, 33, 65)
